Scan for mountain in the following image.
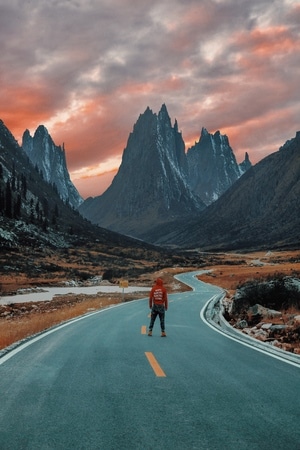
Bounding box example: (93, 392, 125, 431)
(153, 131, 300, 250)
(0, 119, 165, 255)
(187, 128, 252, 205)
(0, 119, 99, 248)
(1, 118, 191, 285)
(79, 104, 205, 238)
(22, 126, 82, 209)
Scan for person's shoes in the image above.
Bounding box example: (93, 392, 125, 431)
(161, 331, 166, 337)
(148, 330, 152, 336)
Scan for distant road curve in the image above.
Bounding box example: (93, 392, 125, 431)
(0, 271, 299, 449)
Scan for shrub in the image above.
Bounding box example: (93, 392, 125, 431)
(232, 274, 300, 315)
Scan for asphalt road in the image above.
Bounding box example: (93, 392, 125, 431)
(0, 272, 299, 450)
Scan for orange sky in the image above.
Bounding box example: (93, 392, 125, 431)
(0, 0, 299, 199)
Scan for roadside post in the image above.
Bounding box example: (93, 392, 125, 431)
(119, 280, 128, 302)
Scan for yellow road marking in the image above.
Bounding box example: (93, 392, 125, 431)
(141, 325, 147, 334)
(145, 352, 166, 377)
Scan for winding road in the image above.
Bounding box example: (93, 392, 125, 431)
(0, 272, 299, 449)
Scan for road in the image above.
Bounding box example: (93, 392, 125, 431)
(0, 272, 299, 449)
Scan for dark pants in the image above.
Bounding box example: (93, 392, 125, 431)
(149, 304, 165, 332)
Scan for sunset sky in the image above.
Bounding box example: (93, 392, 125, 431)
(1, 0, 299, 199)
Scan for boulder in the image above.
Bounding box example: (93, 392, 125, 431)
(249, 304, 281, 319)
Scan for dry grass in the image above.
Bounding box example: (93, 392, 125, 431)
(197, 250, 300, 353)
(197, 250, 300, 295)
(0, 296, 123, 350)
(0, 275, 189, 351)
(1, 249, 299, 352)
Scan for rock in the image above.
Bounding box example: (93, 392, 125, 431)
(236, 319, 248, 329)
(269, 340, 281, 347)
(261, 323, 273, 330)
(249, 304, 281, 319)
(250, 259, 264, 266)
(270, 325, 287, 332)
(253, 329, 268, 341)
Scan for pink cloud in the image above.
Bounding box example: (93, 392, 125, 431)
(72, 169, 117, 199)
(0, 0, 299, 199)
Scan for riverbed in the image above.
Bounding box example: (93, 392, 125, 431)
(0, 284, 150, 305)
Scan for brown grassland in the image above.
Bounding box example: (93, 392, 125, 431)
(1, 249, 299, 352)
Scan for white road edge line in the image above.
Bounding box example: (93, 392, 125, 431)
(200, 297, 300, 369)
(0, 302, 129, 366)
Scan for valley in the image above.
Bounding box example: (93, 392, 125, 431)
(1, 248, 299, 354)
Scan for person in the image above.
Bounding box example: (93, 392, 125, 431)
(148, 278, 168, 337)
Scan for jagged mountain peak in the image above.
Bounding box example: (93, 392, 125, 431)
(79, 104, 253, 240)
(22, 126, 82, 208)
(158, 103, 171, 121)
(186, 128, 250, 205)
(79, 105, 204, 238)
(35, 124, 49, 135)
(239, 151, 252, 173)
(33, 125, 65, 155)
(200, 127, 209, 137)
(199, 128, 230, 147)
(158, 130, 300, 250)
(279, 130, 300, 152)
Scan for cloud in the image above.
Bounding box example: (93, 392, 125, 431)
(0, 0, 299, 198)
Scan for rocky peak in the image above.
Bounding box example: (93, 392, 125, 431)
(187, 128, 251, 205)
(239, 152, 252, 174)
(79, 105, 204, 238)
(279, 131, 300, 152)
(22, 126, 82, 209)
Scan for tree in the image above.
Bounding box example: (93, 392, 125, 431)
(42, 197, 49, 218)
(13, 194, 21, 219)
(5, 180, 12, 218)
(0, 187, 4, 213)
(21, 174, 27, 199)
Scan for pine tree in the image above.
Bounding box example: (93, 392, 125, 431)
(21, 174, 27, 199)
(5, 180, 12, 218)
(0, 186, 4, 213)
(13, 194, 21, 218)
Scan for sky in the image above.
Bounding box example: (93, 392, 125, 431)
(0, 0, 299, 199)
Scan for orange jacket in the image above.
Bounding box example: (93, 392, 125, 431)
(149, 278, 168, 310)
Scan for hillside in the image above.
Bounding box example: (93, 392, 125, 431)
(0, 119, 194, 290)
(151, 132, 300, 250)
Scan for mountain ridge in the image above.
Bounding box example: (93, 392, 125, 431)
(187, 127, 251, 205)
(79, 104, 250, 239)
(152, 131, 300, 250)
(22, 126, 82, 209)
(0, 118, 170, 261)
(1, 108, 298, 253)
(79, 104, 206, 237)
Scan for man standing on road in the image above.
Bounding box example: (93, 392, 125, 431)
(148, 278, 168, 337)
